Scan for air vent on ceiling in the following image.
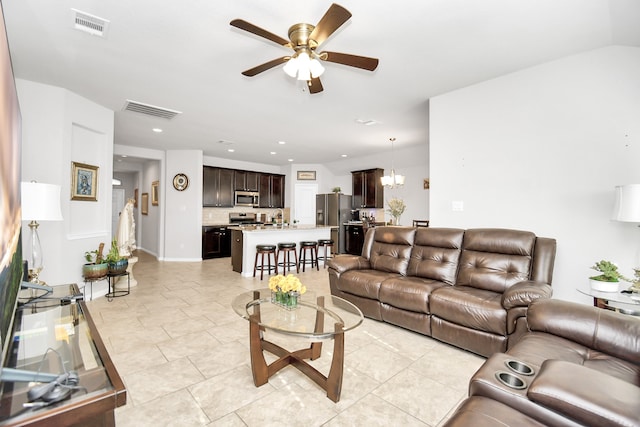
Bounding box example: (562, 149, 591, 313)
(123, 100, 182, 120)
(71, 8, 110, 37)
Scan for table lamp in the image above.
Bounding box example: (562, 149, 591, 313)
(21, 182, 63, 285)
(613, 184, 640, 280)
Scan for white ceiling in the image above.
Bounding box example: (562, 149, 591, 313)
(4, 0, 640, 168)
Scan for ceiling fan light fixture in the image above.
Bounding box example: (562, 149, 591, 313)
(309, 58, 325, 78)
(283, 56, 298, 77)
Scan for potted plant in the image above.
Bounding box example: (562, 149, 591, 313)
(83, 243, 108, 279)
(105, 239, 128, 275)
(386, 198, 406, 226)
(332, 187, 342, 193)
(589, 260, 631, 292)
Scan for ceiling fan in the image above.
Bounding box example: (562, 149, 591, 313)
(230, 3, 379, 94)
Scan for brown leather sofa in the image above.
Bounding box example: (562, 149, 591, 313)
(444, 299, 640, 427)
(327, 226, 557, 357)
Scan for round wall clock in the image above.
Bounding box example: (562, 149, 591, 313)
(172, 173, 189, 191)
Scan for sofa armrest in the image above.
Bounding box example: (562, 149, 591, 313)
(528, 360, 640, 427)
(327, 255, 371, 275)
(501, 281, 552, 309)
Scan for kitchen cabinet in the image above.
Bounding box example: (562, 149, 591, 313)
(352, 168, 384, 208)
(345, 224, 365, 255)
(231, 229, 243, 272)
(234, 170, 259, 191)
(202, 226, 231, 259)
(258, 173, 285, 208)
(203, 166, 234, 207)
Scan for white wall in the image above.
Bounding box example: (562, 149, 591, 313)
(164, 150, 202, 261)
(430, 45, 640, 303)
(18, 79, 114, 296)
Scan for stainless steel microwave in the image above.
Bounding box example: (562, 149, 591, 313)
(235, 191, 259, 207)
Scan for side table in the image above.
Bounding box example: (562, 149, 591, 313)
(82, 275, 107, 300)
(106, 271, 130, 301)
(577, 283, 640, 315)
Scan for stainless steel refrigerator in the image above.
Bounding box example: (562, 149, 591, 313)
(316, 193, 352, 254)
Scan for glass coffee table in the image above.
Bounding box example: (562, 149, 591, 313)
(232, 289, 363, 402)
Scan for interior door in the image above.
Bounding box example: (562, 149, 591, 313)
(295, 184, 318, 225)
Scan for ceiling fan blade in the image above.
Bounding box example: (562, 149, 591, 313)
(230, 19, 290, 47)
(241, 57, 289, 76)
(307, 77, 324, 94)
(321, 51, 379, 71)
(309, 4, 352, 46)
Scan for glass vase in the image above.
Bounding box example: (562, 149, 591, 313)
(271, 290, 299, 310)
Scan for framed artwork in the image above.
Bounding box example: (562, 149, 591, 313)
(151, 181, 159, 206)
(134, 188, 138, 208)
(297, 170, 316, 181)
(141, 193, 149, 215)
(71, 161, 98, 201)
(423, 178, 430, 190)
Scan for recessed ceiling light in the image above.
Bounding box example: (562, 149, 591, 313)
(152, 128, 163, 133)
(227, 148, 235, 153)
(278, 141, 286, 145)
(270, 151, 277, 155)
(288, 158, 294, 162)
(341, 154, 348, 157)
(121, 155, 128, 158)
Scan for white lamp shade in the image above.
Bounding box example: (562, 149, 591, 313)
(612, 184, 640, 222)
(21, 182, 63, 221)
(283, 57, 298, 78)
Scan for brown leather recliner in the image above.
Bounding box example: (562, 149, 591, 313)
(449, 299, 640, 427)
(328, 226, 557, 357)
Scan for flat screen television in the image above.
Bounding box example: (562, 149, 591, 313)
(0, 2, 23, 377)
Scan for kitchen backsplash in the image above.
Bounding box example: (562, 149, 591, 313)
(203, 207, 290, 225)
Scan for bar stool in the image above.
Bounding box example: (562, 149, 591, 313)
(317, 239, 334, 269)
(298, 241, 319, 272)
(253, 244, 277, 280)
(276, 242, 299, 274)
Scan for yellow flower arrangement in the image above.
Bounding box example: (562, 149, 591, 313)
(268, 273, 307, 295)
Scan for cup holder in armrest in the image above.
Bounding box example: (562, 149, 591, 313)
(505, 359, 534, 376)
(495, 371, 527, 390)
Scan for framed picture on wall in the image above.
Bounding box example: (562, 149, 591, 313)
(134, 188, 138, 208)
(141, 193, 149, 215)
(151, 181, 159, 206)
(297, 170, 316, 180)
(71, 161, 98, 201)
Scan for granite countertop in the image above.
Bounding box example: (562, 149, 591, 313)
(229, 225, 335, 232)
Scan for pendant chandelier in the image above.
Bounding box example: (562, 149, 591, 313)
(381, 137, 405, 188)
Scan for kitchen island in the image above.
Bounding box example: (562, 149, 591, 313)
(231, 225, 334, 277)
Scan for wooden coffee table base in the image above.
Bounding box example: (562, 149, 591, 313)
(248, 313, 345, 402)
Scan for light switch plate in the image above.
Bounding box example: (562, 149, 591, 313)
(452, 201, 464, 212)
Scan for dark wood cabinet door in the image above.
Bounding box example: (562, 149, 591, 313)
(246, 172, 259, 191)
(234, 170, 247, 191)
(218, 168, 234, 207)
(202, 227, 222, 259)
(203, 166, 217, 207)
(364, 169, 384, 208)
(258, 173, 271, 207)
(345, 225, 364, 255)
(271, 175, 284, 208)
(352, 172, 364, 208)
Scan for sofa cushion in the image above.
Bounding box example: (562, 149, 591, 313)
(458, 229, 536, 293)
(336, 269, 399, 300)
(430, 286, 506, 335)
(406, 228, 464, 284)
(379, 276, 448, 313)
(368, 227, 415, 275)
(442, 396, 547, 427)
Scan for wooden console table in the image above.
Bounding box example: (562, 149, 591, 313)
(0, 284, 126, 426)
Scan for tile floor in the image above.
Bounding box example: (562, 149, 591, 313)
(87, 251, 485, 426)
